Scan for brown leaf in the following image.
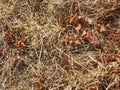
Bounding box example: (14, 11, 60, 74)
(69, 14, 78, 27)
(81, 31, 93, 43)
(105, 40, 112, 46)
(4, 29, 16, 45)
(75, 24, 81, 32)
(64, 33, 77, 45)
(100, 24, 106, 32)
(2, 24, 8, 32)
(81, 30, 87, 37)
(69, 14, 75, 24)
(16, 37, 25, 48)
(33, 81, 47, 90)
(64, 60, 72, 70)
(14, 56, 21, 67)
(74, 39, 81, 45)
(112, 68, 120, 73)
(89, 86, 97, 90)
(87, 33, 93, 43)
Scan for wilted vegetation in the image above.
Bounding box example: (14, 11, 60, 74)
(0, 0, 120, 90)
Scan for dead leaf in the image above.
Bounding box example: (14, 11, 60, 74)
(100, 24, 106, 32)
(75, 23, 81, 32)
(33, 81, 48, 90)
(86, 33, 93, 43)
(4, 29, 16, 45)
(74, 39, 81, 45)
(14, 56, 21, 67)
(81, 31, 93, 43)
(105, 40, 112, 46)
(81, 30, 87, 37)
(112, 68, 120, 73)
(64, 60, 72, 70)
(64, 33, 78, 45)
(2, 24, 8, 32)
(16, 37, 25, 48)
(69, 14, 75, 24)
(89, 86, 97, 90)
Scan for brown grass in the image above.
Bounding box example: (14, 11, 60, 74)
(0, 0, 120, 90)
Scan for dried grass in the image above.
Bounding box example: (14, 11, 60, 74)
(0, 0, 119, 90)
